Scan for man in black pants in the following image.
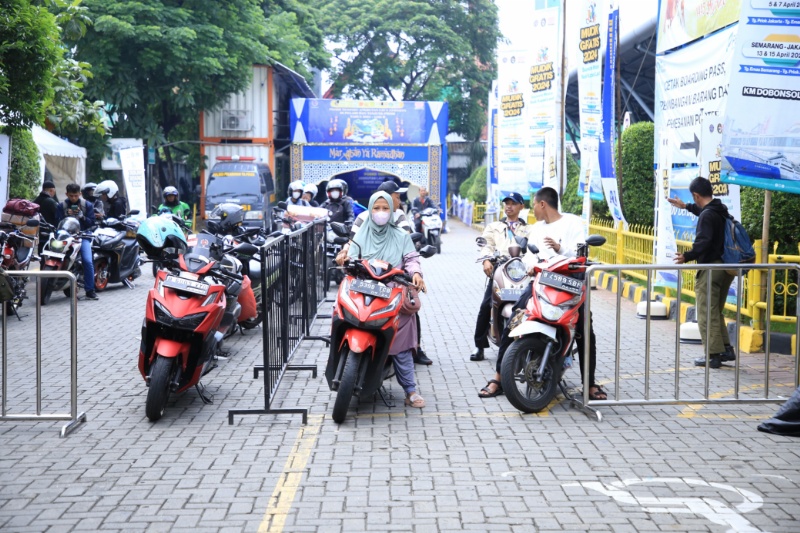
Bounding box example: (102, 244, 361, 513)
(477, 187, 605, 400)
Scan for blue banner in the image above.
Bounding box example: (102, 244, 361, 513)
(291, 99, 448, 145)
(301, 144, 430, 163)
(598, 7, 617, 180)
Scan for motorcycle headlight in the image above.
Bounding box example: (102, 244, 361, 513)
(539, 300, 566, 321)
(154, 300, 207, 330)
(505, 259, 527, 283)
(50, 239, 64, 251)
(368, 294, 401, 320)
(245, 211, 264, 220)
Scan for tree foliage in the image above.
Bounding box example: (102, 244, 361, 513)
(468, 166, 488, 203)
(560, 152, 609, 218)
(6, 129, 42, 200)
(741, 188, 800, 255)
(316, 0, 500, 140)
(619, 121, 655, 226)
(0, 0, 61, 128)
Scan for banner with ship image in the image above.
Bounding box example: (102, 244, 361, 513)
(721, 1, 800, 195)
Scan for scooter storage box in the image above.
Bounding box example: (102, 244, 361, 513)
(286, 205, 328, 223)
(1, 213, 39, 247)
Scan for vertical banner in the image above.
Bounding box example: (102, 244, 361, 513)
(0, 134, 9, 207)
(654, 133, 679, 287)
(497, 49, 531, 197)
(654, 25, 741, 240)
(721, 2, 800, 195)
(487, 80, 500, 210)
(581, 137, 599, 226)
(599, 1, 626, 225)
(119, 147, 147, 221)
(577, 0, 605, 201)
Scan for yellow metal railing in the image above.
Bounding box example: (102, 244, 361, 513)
(588, 218, 799, 328)
(473, 204, 486, 226)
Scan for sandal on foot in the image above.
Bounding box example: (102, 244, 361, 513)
(588, 385, 607, 401)
(478, 379, 503, 398)
(405, 393, 426, 408)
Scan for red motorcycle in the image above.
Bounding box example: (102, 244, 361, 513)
(0, 219, 39, 316)
(324, 222, 433, 424)
(137, 228, 255, 421)
(499, 235, 605, 413)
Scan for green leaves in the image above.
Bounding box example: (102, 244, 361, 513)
(619, 121, 656, 226)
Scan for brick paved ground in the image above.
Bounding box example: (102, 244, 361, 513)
(1, 220, 798, 532)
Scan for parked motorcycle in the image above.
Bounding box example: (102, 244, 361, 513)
(91, 214, 143, 291)
(499, 235, 606, 413)
(38, 218, 88, 305)
(325, 222, 435, 424)
(416, 207, 443, 254)
(136, 218, 253, 421)
(0, 219, 39, 316)
(476, 235, 534, 347)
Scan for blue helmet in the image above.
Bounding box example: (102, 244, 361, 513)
(136, 216, 187, 258)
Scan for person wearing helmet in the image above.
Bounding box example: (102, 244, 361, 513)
(321, 179, 354, 227)
(286, 180, 310, 207)
(81, 183, 105, 219)
(56, 183, 99, 300)
(95, 180, 128, 219)
(302, 183, 319, 207)
(158, 186, 191, 222)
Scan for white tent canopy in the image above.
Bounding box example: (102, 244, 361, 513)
(31, 125, 86, 193)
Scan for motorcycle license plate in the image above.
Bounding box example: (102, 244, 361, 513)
(42, 251, 65, 259)
(350, 279, 392, 299)
(538, 270, 584, 295)
(498, 288, 524, 301)
(163, 275, 210, 296)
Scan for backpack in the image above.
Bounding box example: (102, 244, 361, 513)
(720, 213, 756, 275)
(3, 199, 40, 217)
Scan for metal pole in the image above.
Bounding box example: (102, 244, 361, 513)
(645, 269, 652, 400)
(761, 191, 771, 303)
(704, 267, 712, 399)
(734, 270, 743, 398)
(260, 245, 270, 410)
(765, 268, 772, 398)
(614, 267, 622, 401)
(583, 268, 592, 408)
(36, 273, 43, 416)
(1, 289, 7, 417)
(70, 275, 78, 421)
(674, 267, 682, 400)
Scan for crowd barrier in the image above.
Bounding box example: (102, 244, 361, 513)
(0, 271, 86, 437)
(577, 263, 800, 422)
(228, 219, 328, 425)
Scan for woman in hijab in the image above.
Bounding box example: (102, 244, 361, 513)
(348, 191, 428, 408)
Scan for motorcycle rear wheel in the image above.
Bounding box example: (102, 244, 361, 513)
(332, 349, 359, 424)
(146, 355, 175, 421)
(94, 259, 109, 291)
(500, 336, 560, 413)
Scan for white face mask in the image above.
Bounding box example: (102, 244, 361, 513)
(372, 211, 391, 226)
(292, 191, 301, 200)
(329, 190, 341, 200)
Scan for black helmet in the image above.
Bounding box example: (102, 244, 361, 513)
(210, 202, 245, 232)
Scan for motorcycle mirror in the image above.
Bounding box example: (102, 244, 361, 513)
(515, 236, 528, 250)
(475, 237, 487, 247)
(25, 219, 40, 228)
(277, 201, 288, 210)
(268, 230, 283, 238)
(333, 236, 349, 245)
(206, 220, 220, 234)
(128, 210, 140, 216)
(419, 245, 436, 258)
(410, 232, 424, 243)
(527, 244, 540, 255)
(508, 244, 521, 258)
(585, 235, 607, 247)
(233, 243, 259, 256)
(330, 222, 349, 237)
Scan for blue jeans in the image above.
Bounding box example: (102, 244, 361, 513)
(80, 239, 95, 292)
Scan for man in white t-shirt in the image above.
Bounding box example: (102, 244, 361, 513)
(478, 187, 606, 400)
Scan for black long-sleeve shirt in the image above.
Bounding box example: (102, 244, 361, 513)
(682, 199, 728, 264)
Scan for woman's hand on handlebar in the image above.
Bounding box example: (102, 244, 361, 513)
(335, 246, 349, 266)
(412, 273, 426, 293)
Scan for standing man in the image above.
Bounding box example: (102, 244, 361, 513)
(56, 183, 99, 300)
(469, 192, 532, 363)
(33, 180, 59, 227)
(411, 186, 436, 233)
(668, 177, 736, 368)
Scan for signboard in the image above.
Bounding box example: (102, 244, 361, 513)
(118, 147, 146, 221)
(656, 0, 742, 53)
(721, 1, 800, 195)
(102, 138, 143, 171)
(301, 144, 430, 163)
(290, 99, 447, 146)
(0, 134, 9, 207)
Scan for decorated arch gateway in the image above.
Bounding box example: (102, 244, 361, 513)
(289, 99, 448, 210)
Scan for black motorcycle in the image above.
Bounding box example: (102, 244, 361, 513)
(91, 214, 143, 291)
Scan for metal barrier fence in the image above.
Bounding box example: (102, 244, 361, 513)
(578, 263, 800, 421)
(228, 219, 328, 425)
(0, 271, 86, 437)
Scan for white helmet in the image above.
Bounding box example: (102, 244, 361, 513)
(326, 179, 344, 192)
(303, 183, 318, 196)
(288, 180, 305, 195)
(163, 186, 179, 199)
(96, 180, 119, 198)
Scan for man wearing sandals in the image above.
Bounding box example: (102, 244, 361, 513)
(478, 187, 606, 401)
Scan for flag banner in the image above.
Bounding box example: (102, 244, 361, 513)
(654, 132, 679, 287)
(577, 0, 605, 201)
(497, 49, 531, 197)
(656, 0, 742, 54)
(721, 2, 800, 195)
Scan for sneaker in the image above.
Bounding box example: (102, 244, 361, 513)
(413, 349, 433, 365)
(85, 291, 99, 300)
(694, 354, 722, 368)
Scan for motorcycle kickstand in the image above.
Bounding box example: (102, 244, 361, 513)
(376, 385, 396, 408)
(566, 381, 603, 422)
(195, 382, 214, 404)
(122, 278, 135, 290)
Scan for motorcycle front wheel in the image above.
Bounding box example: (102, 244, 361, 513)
(331, 349, 360, 424)
(39, 265, 56, 305)
(500, 336, 561, 413)
(146, 355, 175, 421)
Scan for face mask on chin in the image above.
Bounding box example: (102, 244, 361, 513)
(292, 191, 301, 200)
(329, 190, 341, 200)
(372, 211, 391, 226)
